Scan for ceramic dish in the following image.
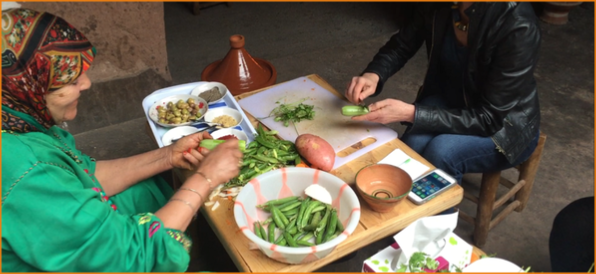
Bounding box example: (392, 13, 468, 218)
(210, 128, 249, 142)
(355, 164, 413, 213)
(234, 167, 360, 264)
(190, 82, 228, 104)
(148, 94, 209, 128)
(204, 107, 243, 128)
(161, 126, 201, 146)
(462, 258, 524, 272)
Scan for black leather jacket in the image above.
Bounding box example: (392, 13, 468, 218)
(363, 2, 541, 164)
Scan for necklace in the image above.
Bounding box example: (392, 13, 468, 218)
(452, 4, 468, 32)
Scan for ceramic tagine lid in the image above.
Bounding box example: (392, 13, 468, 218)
(201, 35, 277, 96)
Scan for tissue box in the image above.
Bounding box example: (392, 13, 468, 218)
(362, 233, 473, 272)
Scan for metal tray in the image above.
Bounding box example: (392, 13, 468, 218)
(142, 81, 258, 148)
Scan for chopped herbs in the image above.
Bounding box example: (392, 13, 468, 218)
(269, 98, 315, 127)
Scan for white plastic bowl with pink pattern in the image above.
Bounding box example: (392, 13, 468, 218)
(233, 167, 361, 265)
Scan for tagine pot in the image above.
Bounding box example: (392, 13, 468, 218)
(201, 34, 277, 96)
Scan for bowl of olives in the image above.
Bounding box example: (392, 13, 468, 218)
(148, 94, 209, 128)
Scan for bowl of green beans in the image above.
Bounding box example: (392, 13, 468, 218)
(233, 167, 361, 264)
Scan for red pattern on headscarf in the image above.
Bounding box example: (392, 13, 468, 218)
(2, 8, 95, 133)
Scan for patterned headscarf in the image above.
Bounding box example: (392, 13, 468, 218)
(2, 8, 95, 133)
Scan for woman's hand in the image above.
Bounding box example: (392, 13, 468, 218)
(352, 99, 415, 124)
(345, 73, 380, 104)
(168, 131, 213, 170)
(195, 140, 243, 186)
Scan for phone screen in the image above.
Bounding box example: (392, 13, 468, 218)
(412, 171, 452, 200)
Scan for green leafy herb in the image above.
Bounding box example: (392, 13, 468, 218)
(268, 98, 315, 127)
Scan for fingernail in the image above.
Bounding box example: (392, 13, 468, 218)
(183, 151, 187, 155)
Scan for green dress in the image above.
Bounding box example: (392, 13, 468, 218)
(1, 107, 192, 272)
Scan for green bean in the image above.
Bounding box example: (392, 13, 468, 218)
(287, 226, 298, 235)
(296, 197, 311, 232)
(316, 229, 325, 245)
(268, 222, 276, 243)
(275, 234, 285, 244)
(326, 209, 338, 237)
(284, 231, 298, 247)
(257, 146, 267, 155)
(285, 216, 298, 231)
(299, 232, 315, 242)
(271, 206, 289, 226)
(262, 217, 273, 226)
(311, 205, 326, 214)
(309, 212, 322, 227)
(252, 154, 278, 164)
(283, 208, 299, 218)
(299, 201, 322, 231)
(302, 224, 317, 232)
(292, 231, 306, 242)
(336, 216, 345, 233)
(258, 222, 267, 242)
(258, 196, 298, 208)
(315, 206, 331, 237)
(280, 201, 302, 212)
(297, 240, 314, 247)
(254, 222, 264, 240)
(341, 105, 370, 116)
(271, 206, 286, 230)
(256, 135, 277, 149)
(294, 155, 302, 165)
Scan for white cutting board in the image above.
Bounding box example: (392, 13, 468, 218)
(238, 76, 397, 170)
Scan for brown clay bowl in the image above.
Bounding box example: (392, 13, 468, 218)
(355, 164, 413, 213)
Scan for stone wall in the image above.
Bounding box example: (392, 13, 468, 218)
(20, 2, 171, 83)
(13, 2, 173, 135)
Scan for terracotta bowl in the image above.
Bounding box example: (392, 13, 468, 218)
(355, 164, 413, 213)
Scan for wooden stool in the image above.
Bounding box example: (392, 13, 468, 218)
(459, 132, 547, 248)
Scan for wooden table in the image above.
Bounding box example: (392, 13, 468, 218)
(176, 74, 481, 272)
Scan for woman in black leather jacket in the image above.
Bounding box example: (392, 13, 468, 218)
(345, 2, 541, 183)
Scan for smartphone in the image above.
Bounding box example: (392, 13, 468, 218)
(408, 169, 458, 205)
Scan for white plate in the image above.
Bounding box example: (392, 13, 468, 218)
(148, 94, 209, 128)
(211, 128, 249, 142)
(161, 126, 201, 146)
(204, 107, 243, 128)
(463, 258, 524, 272)
(190, 82, 228, 104)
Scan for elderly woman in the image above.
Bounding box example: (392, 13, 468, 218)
(2, 8, 242, 272)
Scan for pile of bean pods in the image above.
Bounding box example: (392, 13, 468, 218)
(224, 124, 301, 188)
(253, 196, 343, 247)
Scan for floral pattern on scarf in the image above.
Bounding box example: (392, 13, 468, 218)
(2, 8, 95, 133)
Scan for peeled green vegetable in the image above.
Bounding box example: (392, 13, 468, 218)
(341, 106, 369, 116)
(199, 139, 246, 152)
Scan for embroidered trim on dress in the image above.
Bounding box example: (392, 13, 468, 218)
(166, 230, 193, 253)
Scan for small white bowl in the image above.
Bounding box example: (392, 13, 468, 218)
(204, 107, 243, 128)
(190, 82, 228, 104)
(161, 126, 201, 146)
(210, 128, 249, 142)
(148, 94, 209, 128)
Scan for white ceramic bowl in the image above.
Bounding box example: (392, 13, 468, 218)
(210, 128, 249, 142)
(190, 82, 228, 104)
(161, 126, 201, 146)
(234, 167, 361, 265)
(462, 258, 524, 272)
(204, 107, 243, 128)
(148, 94, 209, 128)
